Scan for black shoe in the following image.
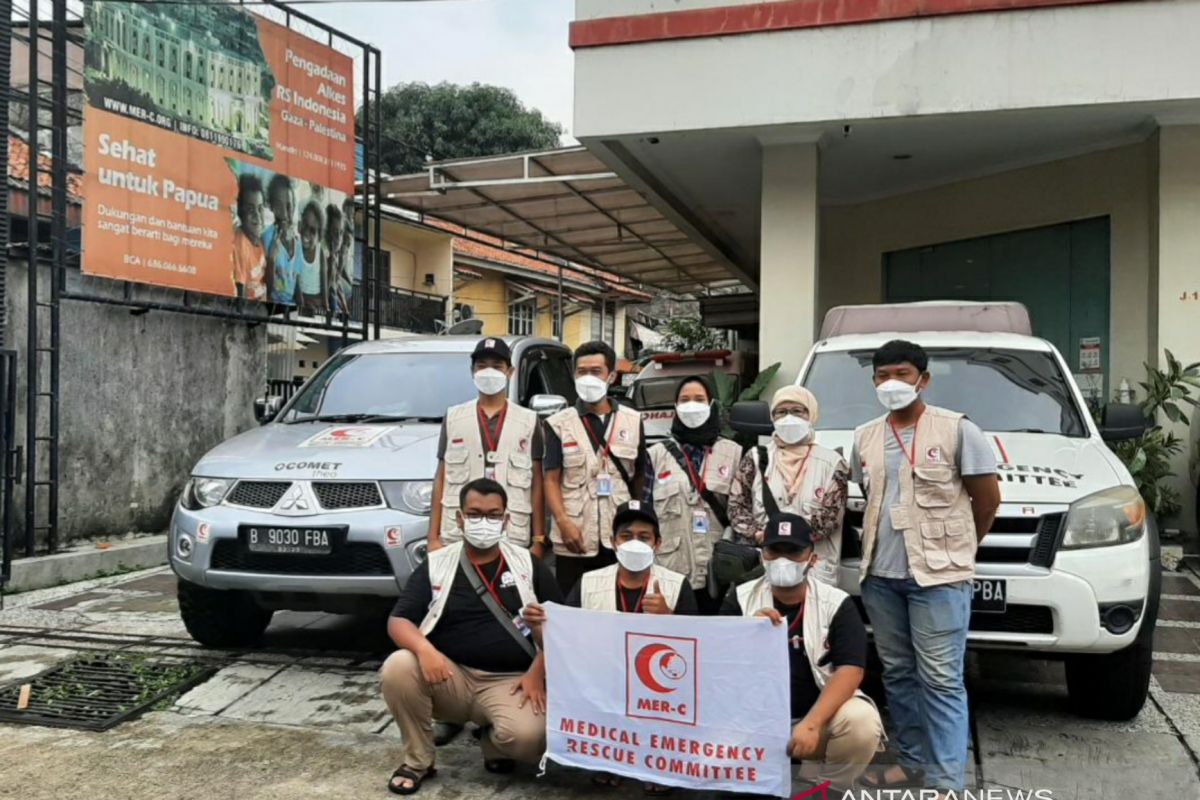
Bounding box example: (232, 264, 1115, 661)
(433, 721, 464, 746)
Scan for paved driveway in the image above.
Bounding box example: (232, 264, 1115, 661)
(0, 567, 1198, 799)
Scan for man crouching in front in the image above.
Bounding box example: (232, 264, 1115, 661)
(380, 478, 563, 795)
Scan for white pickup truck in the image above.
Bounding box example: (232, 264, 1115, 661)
(734, 302, 1160, 721)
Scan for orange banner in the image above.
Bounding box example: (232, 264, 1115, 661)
(82, 2, 356, 309)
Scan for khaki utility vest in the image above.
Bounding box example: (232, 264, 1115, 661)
(748, 442, 847, 585)
(854, 405, 977, 587)
(547, 405, 641, 557)
(419, 541, 536, 636)
(648, 439, 741, 589)
(579, 563, 685, 612)
(440, 399, 539, 547)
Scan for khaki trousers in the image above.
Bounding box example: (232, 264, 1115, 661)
(796, 697, 885, 788)
(379, 650, 546, 771)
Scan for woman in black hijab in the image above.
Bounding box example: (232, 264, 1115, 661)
(646, 376, 743, 614)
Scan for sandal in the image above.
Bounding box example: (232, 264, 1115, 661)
(859, 764, 924, 789)
(484, 758, 515, 774)
(644, 782, 674, 796)
(591, 772, 623, 787)
(387, 765, 437, 795)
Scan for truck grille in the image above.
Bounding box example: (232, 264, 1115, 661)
(210, 541, 394, 576)
(844, 511, 1065, 567)
(227, 481, 291, 509)
(313, 482, 383, 510)
(970, 604, 1053, 634)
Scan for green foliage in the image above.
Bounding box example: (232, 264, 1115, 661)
(1104, 349, 1200, 518)
(712, 362, 782, 439)
(368, 82, 564, 175)
(660, 317, 727, 353)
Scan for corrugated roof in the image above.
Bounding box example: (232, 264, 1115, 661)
(8, 136, 82, 202)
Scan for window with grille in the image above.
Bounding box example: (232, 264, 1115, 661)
(508, 289, 535, 336)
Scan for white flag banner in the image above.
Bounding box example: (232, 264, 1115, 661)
(542, 603, 792, 798)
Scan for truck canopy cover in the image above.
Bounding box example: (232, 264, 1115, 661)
(820, 301, 1033, 339)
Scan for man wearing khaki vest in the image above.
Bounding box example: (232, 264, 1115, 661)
(381, 478, 562, 795)
(429, 337, 545, 556)
(544, 340, 648, 595)
(850, 340, 1000, 797)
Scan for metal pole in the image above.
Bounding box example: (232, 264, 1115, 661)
(359, 42, 370, 343)
(23, 0, 39, 556)
(48, 0, 65, 553)
(372, 48, 383, 341)
(598, 296, 606, 346)
(556, 264, 564, 343)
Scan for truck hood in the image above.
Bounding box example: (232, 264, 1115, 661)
(193, 422, 440, 481)
(816, 429, 1127, 503)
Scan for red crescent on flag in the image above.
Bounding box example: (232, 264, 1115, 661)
(634, 643, 678, 694)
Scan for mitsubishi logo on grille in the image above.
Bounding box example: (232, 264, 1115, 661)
(274, 482, 317, 517)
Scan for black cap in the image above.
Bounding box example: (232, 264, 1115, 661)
(612, 500, 660, 539)
(762, 513, 813, 550)
(471, 337, 512, 365)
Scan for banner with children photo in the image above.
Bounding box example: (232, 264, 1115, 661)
(81, 0, 356, 303)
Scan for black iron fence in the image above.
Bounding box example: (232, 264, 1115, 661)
(348, 284, 446, 335)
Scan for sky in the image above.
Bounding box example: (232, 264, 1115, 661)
(311, 0, 578, 142)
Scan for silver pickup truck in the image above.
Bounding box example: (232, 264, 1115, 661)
(169, 335, 574, 646)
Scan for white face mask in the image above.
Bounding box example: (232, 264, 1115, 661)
(575, 375, 609, 404)
(876, 378, 921, 411)
(773, 416, 812, 445)
(462, 516, 505, 549)
(766, 557, 809, 588)
(615, 540, 655, 573)
(473, 368, 509, 397)
(675, 401, 711, 429)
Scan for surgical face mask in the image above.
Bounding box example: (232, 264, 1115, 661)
(773, 415, 812, 445)
(473, 367, 509, 397)
(876, 378, 921, 411)
(766, 557, 809, 588)
(575, 375, 609, 404)
(676, 401, 711, 429)
(462, 516, 505, 549)
(616, 540, 655, 573)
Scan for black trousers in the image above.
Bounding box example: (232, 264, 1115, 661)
(553, 547, 615, 596)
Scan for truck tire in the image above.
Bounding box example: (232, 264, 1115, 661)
(1065, 634, 1153, 720)
(177, 579, 273, 648)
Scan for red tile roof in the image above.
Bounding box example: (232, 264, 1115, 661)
(8, 136, 82, 201)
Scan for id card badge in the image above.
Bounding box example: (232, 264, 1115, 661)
(597, 475, 613, 498)
(889, 505, 912, 530)
(512, 614, 532, 638)
(484, 467, 496, 481)
(790, 635, 802, 651)
(692, 510, 709, 535)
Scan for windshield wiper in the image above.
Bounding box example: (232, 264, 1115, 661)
(1005, 427, 1050, 433)
(287, 413, 441, 424)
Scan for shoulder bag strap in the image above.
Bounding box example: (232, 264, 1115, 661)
(459, 548, 537, 659)
(663, 440, 730, 529)
(757, 446, 782, 520)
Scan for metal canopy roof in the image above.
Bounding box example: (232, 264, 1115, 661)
(381, 147, 745, 294)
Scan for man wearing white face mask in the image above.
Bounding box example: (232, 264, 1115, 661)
(430, 337, 546, 557)
(728, 385, 850, 585)
(645, 375, 741, 614)
(544, 340, 648, 595)
(721, 513, 881, 790)
(381, 479, 563, 795)
(849, 340, 1000, 797)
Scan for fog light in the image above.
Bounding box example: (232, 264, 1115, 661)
(1100, 602, 1140, 635)
(176, 533, 194, 560)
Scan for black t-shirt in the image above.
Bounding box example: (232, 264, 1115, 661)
(392, 552, 563, 673)
(720, 590, 867, 717)
(543, 402, 649, 491)
(565, 576, 700, 615)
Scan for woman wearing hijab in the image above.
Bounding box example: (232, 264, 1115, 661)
(646, 376, 742, 614)
(728, 385, 850, 585)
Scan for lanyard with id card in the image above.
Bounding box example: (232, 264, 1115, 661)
(478, 402, 508, 481)
(584, 416, 619, 498)
(682, 448, 711, 535)
(887, 416, 922, 531)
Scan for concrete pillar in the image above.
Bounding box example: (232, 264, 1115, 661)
(1155, 125, 1200, 534)
(759, 141, 820, 394)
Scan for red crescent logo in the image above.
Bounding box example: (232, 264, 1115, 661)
(633, 643, 687, 694)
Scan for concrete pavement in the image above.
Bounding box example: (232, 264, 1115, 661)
(0, 566, 1197, 799)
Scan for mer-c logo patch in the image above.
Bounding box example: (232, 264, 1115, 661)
(625, 633, 697, 726)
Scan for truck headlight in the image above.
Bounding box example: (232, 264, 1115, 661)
(181, 477, 234, 510)
(1061, 486, 1146, 550)
(381, 481, 433, 515)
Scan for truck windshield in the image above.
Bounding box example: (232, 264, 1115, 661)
(803, 348, 1088, 436)
(282, 353, 476, 422)
(631, 377, 684, 410)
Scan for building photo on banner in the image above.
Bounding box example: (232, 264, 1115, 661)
(81, 0, 356, 306)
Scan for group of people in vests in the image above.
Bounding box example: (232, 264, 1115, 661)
(379, 337, 1001, 799)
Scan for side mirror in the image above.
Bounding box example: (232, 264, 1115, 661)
(1100, 403, 1146, 442)
(254, 396, 284, 425)
(730, 400, 773, 437)
(530, 394, 568, 417)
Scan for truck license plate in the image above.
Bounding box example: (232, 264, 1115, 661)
(243, 526, 339, 555)
(972, 578, 1007, 613)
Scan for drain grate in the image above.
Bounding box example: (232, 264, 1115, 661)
(0, 653, 216, 731)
